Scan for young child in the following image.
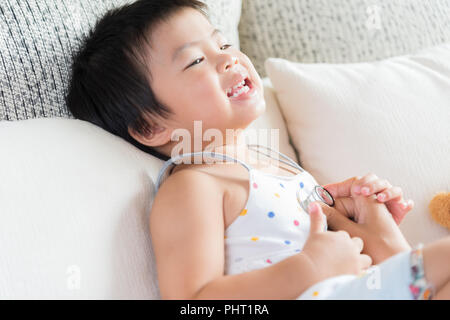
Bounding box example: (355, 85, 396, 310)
(66, 0, 450, 300)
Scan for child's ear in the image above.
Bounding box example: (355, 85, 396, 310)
(128, 125, 169, 147)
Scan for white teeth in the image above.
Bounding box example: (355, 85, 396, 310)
(232, 80, 245, 90)
(226, 78, 250, 98)
(231, 84, 250, 98)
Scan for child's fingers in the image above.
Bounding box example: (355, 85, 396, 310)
(405, 199, 414, 210)
(376, 186, 402, 202)
(386, 199, 414, 225)
(395, 199, 414, 211)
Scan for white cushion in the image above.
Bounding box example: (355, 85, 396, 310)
(0, 118, 163, 299)
(0, 77, 293, 299)
(239, 0, 450, 77)
(265, 43, 450, 246)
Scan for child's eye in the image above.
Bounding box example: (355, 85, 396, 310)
(186, 44, 233, 69)
(187, 57, 204, 68)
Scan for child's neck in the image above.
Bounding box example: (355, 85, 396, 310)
(210, 142, 273, 169)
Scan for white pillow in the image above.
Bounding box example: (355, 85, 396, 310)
(0, 118, 163, 299)
(265, 43, 450, 246)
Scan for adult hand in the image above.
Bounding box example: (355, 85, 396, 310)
(323, 173, 413, 225)
(317, 175, 412, 264)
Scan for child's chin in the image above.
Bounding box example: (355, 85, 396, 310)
(247, 91, 266, 115)
(254, 96, 266, 113)
(236, 102, 266, 127)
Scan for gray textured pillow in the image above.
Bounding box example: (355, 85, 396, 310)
(0, 0, 242, 121)
(239, 0, 450, 77)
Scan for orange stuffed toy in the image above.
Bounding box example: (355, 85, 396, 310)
(429, 192, 450, 229)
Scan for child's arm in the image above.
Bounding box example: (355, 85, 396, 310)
(151, 170, 370, 300)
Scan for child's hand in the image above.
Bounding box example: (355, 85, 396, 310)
(323, 173, 413, 225)
(302, 203, 372, 280)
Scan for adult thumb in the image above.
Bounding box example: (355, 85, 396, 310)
(308, 202, 326, 233)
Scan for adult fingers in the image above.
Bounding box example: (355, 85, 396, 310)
(361, 179, 393, 196)
(320, 201, 363, 238)
(323, 173, 379, 199)
(352, 173, 378, 195)
(322, 176, 360, 199)
(332, 197, 357, 220)
(377, 186, 402, 202)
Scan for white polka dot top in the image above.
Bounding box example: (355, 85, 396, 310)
(155, 144, 327, 276)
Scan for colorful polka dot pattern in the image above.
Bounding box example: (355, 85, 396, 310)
(224, 167, 319, 276)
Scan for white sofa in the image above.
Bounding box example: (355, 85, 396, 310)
(1, 1, 449, 299)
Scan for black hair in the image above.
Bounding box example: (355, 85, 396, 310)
(66, 0, 208, 161)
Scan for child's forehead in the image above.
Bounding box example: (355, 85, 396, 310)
(154, 8, 210, 37)
(149, 8, 216, 60)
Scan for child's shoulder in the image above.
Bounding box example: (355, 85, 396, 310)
(161, 163, 221, 191)
(151, 163, 225, 220)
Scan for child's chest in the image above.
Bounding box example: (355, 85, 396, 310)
(217, 163, 307, 230)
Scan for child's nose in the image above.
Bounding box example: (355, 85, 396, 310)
(221, 56, 239, 73)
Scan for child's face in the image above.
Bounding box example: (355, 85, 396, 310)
(145, 7, 265, 147)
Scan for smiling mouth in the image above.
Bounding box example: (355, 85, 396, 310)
(226, 77, 253, 99)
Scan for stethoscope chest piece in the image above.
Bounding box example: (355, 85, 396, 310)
(297, 185, 334, 213)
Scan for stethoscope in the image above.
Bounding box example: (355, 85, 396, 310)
(296, 185, 335, 213)
(246, 144, 335, 213)
(156, 144, 336, 212)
